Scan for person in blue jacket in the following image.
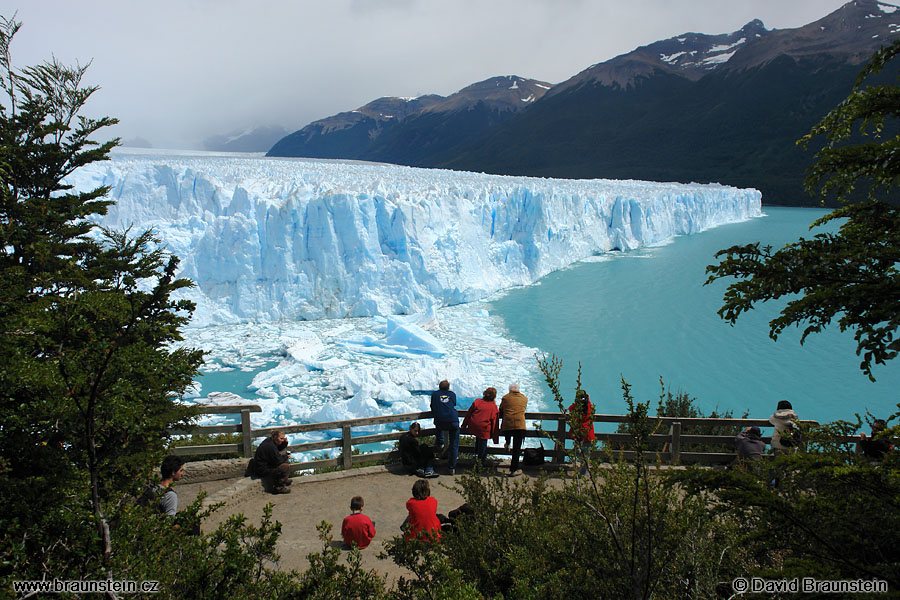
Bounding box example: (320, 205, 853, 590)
(431, 380, 460, 474)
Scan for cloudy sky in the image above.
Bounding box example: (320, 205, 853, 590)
(1, 0, 848, 149)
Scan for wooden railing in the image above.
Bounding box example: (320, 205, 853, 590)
(171, 405, 829, 471)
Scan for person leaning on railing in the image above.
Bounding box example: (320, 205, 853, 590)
(735, 426, 765, 464)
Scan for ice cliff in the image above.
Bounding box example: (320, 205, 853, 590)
(70, 149, 762, 327)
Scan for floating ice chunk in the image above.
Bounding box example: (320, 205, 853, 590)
(283, 331, 325, 362)
(384, 319, 445, 356)
(198, 391, 248, 406)
(306, 357, 350, 371)
(249, 359, 308, 390)
(340, 318, 446, 359)
(310, 390, 382, 424)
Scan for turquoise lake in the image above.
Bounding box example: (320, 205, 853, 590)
(489, 207, 899, 425)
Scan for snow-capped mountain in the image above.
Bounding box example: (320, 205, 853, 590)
(552, 0, 900, 93)
(267, 0, 900, 206)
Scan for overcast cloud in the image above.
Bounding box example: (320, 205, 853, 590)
(0, 1, 848, 149)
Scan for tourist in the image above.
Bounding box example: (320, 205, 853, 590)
(431, 379, 460, 475)
(399, 422, 438, 477)
(857, 419, 893, 461)
(735, 426, 765, 462)
(568, 390, 595, 476)
(769, 400, 800, 454)
(341, 495, 376, 550)
(148, 455, 184, 516)
(461, 387, 500, 466)
(249, 430, 292, 494)
(500, 383, 528, 476)
(404, 479, 442, 542)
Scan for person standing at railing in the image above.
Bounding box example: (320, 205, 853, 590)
(735, 426, 765, 463)
(568, 390, 595, 476)
(431, 380, 460, 475)
(461, 387, 500, 467)
(249, 430, 292, 494)
(500, 383, 528, 477)
(769, 401, 800, 454)
(857, 419, 893, 461)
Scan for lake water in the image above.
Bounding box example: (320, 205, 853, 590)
(488, 207, 899, 425)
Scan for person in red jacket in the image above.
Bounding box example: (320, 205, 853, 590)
(461, 387, 500, 467)
(341, 495, 376, 549)
(404, 479, 441, 542)
(568, 390, 596, 476)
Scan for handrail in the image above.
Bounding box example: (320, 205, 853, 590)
(169, 404, 838, 469)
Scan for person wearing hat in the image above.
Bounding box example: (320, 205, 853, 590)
(769, 400, 800, 453)
(735, 426, 765, 461)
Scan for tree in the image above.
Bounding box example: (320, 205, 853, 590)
(706, 40, 900, 380)
(0, 14, 203, 586)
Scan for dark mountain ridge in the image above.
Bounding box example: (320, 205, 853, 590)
(267, 76, 551, 161)
(268, 0, 900, 205)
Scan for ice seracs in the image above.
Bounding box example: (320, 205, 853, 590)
(68, 150, 762, 328)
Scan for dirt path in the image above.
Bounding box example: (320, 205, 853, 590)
(181, 461, 565, 583)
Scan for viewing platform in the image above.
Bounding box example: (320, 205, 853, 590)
(169, 404, 832, 579)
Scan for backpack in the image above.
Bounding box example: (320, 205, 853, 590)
(778, 423, 801, 448)
(523, 447, 545, 466)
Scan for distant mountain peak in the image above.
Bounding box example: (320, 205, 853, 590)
(550, 0, 900, 95)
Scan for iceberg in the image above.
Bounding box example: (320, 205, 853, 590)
(68, 149, 762, 328)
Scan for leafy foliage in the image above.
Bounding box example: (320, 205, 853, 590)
(294, 522, 388, 599)
(0, 13, 202, 587)
(408, 355, 751, 600)
(113, 501, 300, 600)
(674, 426, 900, 590)
(708, 41, 900, 380)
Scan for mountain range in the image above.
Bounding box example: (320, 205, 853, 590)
(267, 0, 900, 206)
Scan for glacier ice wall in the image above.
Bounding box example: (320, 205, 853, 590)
(70, 150, 762, 326)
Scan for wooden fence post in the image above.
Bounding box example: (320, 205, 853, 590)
(342, 425, 353, 470)
(241, 409, 252, 458)
(555, 417, 567, 464)
(670, 421, 681, 464)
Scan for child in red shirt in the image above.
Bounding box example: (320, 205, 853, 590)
(404, 480, 441, 542)
(341, 495, 376, 549)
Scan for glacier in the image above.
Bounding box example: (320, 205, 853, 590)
(66, 149, 762, 459)
(69, 149, 762, 328)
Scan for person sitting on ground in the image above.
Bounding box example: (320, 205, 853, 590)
(404, 479, 442, 542)
(568, 390, 596, 476)
(857, 419, 893, 461)
(399, 422, 438, 478)
(250, 430, 292, 494)
(431, 379, 460, 475)
(341, 495, 376, 550)
(735, 426, 765, 463)
(500, 383, 528, 477)
(461, 387, 500, 467)
(769, 400, 800, 454)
